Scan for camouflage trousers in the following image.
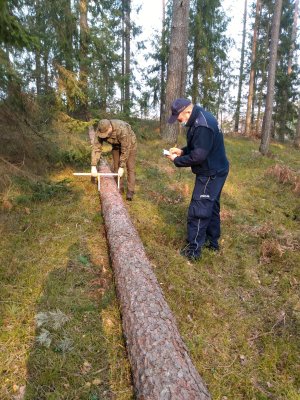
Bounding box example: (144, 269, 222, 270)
(111, 144, 137, 193)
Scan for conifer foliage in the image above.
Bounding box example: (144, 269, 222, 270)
(0, 0, 299, 148)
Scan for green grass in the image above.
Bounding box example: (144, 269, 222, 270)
(0, 125, 299, 399)
(126, 132, 300, 399)
(0, 168, 132, 400)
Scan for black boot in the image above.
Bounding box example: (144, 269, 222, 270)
(179, 244, 201, 261)
(126, 191, 134, 201)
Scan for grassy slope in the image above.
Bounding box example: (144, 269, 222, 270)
(0, 120, 299, 399)
(0, 168, 132, 399)
(127, 126, 300, 400)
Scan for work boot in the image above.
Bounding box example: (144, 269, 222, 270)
(203, 241, 219, 252)
(204, 236, 219, 252)
(126, 191, 134, 201)
(179, 244, 201, 261)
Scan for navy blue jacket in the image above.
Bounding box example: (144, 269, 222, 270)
(174, 105, 229, 176)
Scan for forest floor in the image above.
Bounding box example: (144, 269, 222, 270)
(0, 113, 299, 399)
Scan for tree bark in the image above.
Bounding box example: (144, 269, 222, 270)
(44, 51, 49, 93)
(123, 0, 131, 116)
(245, 0, 261, 136)
(161, 0, 190, 144)
(287, 0, 299, 76)
(99, 161, 211, 400)
(259, 0, 283, 155)
(255, 15, 270, 136)
(121, 0, 125, 112)
(250, 68, 257, 126)
(294, 105, 300, 148)
(63, 0, 75, 72)
(34, 0, 42, 95)
(79, 0, 89, 120)
(35, 49, 42, 95)
(160, 0, 166, 129)
(191, 1, 201, 105)
(278, 0, 298, 141)
(234, 0, 247, 133)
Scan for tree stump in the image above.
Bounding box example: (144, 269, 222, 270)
(99, 161, 211, 400)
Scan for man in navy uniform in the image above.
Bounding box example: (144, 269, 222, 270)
(166, 98, 229, 261)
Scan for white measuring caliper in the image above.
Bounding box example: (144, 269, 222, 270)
(73, 172, 120, 192)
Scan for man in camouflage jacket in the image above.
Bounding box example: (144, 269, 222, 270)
(91, 119, 137, 201)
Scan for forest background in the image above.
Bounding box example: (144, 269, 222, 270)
(1, 0, 300, 142)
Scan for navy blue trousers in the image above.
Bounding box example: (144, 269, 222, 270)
(186, 171, 228, 257)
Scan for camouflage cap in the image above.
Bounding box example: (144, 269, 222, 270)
(97, 119, 111, 138)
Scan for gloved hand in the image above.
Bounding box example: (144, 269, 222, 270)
(169, 147, 183, 156)
(91, 166, 98, 177)
(118, 167, 124, 177)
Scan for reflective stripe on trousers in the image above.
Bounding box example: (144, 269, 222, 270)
(187, 172, 228, 256)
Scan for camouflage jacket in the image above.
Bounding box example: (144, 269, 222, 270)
(91, 119, 137, 168)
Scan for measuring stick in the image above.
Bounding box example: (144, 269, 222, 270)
(73, 172, 120, 192)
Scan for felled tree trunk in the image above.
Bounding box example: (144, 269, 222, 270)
(99, 161, 211, 400)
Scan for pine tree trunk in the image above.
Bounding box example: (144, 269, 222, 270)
(191, 1, 201, 104)
(34, 0, 46, 95)
(217, 59, 223, 122)
(35, 50, 42, 95)
(287, 0, 299, 76)
(123, 0, 131, 116)
(255, 16, 270, 136)
(79, 0, 89, 119)
(160, 0, 166, 128)
(64, 0, 74, 72)
(161, 0, 190, 144)
(278, 0, 298, 142)
(245, 0, 261, 136)
(99, 161, 211, 399)
(259, 0, 283, 155)
(250, 70, 257, 127)
(234, 0, 247, 133)
(294, 105, 300, 148)
(121, 1, 125, 112)
(44, 52, 49, 93)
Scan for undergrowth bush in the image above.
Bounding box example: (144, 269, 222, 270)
(13, 177, 73, 204)
(266, 163, 300, 195)
(60, 147, 91, 166)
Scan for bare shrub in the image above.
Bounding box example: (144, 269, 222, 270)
(259, 228, 299, 263)
(250, 223, 276, 238)
(260, 239, 284, 263)
(266, 164, 300, 195)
